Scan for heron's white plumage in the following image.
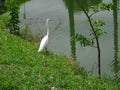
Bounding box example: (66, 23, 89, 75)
(38, 18, 51, 52)
(38, 34, 48, 52)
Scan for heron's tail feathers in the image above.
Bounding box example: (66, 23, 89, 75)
(37, 47, 43, 52)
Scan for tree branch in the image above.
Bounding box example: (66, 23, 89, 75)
(77, 0, 101, 78)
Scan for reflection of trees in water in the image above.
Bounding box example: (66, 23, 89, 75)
(68, 0, 76, 60)
(63, 0, 76, 60)
(63, 0, 102, 60)
(112, 0, 120, 79)
(63, 0, 102, 12)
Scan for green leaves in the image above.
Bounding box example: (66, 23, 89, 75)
(92, 19, 105, 27)
(0, 25, 120, 90)
(76, 18, 106, 47)
(90, 19, 106, 37)
(76, 33, 94, 47)
(90, 2, 113, 12)
(100, 2, 113, 11)
(5, 0, 20, 35)
(0, 14, 10, 29)
(89, 2, 113, 17)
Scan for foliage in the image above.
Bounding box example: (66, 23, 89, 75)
(90, 2, 113, 13)
(76, 1, 113, 78)
(0, 0, 30, 14)
(0, 13, 10, 29)
(20, 24, 42, 43)
(0, 0, 6, 14)
(0, 30, 120, 90)
(75, 2, 114, 46)
(76, 18, 106, 48)
(20, 24, 34, 41)
(100, 2, 113, 11)
(5, 0, 20, 35)
(0, 0, 30, 34)
(76, 33, 94, 47)
(90, 19, 106, 37)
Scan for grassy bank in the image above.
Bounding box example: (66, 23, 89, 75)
(0, 29, 120, 90)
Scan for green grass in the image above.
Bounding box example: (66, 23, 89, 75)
(0, 29, 120, 90)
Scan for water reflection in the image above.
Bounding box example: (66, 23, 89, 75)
(112, 0, 120, 79)
(23, 2, 26, 19)
(63, 0, 102, 60)
(19, 0, 120, 76)
(64, 0, 76, 60)
(64, 0, 102, 12)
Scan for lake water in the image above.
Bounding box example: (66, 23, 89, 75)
(19, 0, 120, 76)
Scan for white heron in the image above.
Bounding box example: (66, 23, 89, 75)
(38, 19, 51, 52)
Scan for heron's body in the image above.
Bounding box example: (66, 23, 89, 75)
(38, 19, 51, 52)
(38, 34, 48, 52)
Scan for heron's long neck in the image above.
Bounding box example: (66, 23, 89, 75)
(46, 21, 49, 36)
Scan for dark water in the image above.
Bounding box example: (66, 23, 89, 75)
(19, 0, 120, 76)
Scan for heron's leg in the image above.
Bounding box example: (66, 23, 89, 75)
(45, 47, 48, 55)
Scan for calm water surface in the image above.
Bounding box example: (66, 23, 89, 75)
(20, 0, 120, 76)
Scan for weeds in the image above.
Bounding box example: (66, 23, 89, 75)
(0, 29, 119, 90)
